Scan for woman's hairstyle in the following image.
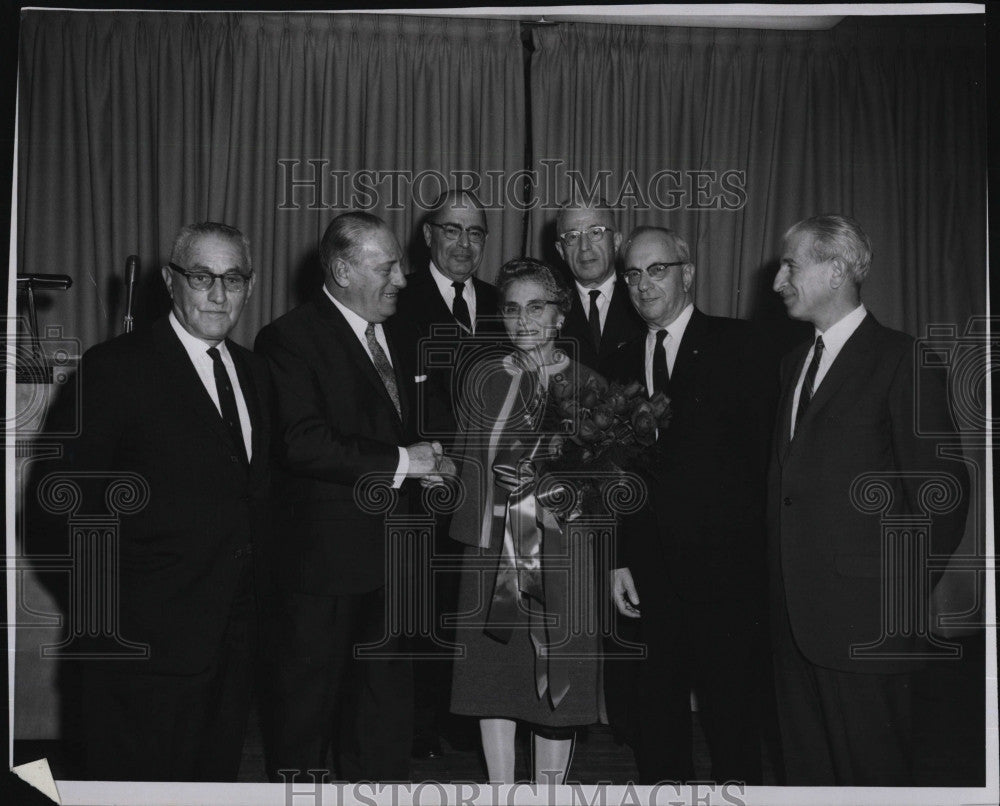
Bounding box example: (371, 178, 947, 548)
(495, 257, 573, 315)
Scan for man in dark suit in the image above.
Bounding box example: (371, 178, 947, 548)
(553, 197, 645, 745)
(390, 189, 504, 757)
(769, 214, 969, 785)
(255, 211, 445, 782)
(554, 198, 644, 374)
(70, 222, 270, 781)
(609, 226, 776, 784)
(393, 188, 505, 440)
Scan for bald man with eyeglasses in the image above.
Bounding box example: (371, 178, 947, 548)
(608, 225, 778, 785)
(69, 221, 271, 781)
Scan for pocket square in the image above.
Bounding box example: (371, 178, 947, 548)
(414, 375, 428, 383)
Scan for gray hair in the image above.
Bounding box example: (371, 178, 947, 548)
(320, 211, 386, 272)
(621, 225, 692, 264)
(784, 214, 872, 285)
(170, 222, 252, 273)
(496, 257, 573, 315)
(555, 196, 618, 235)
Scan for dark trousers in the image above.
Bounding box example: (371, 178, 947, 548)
(633, 584, 764, 785)
(81, 562, 255, 782)
(772, 602, 913, 786)
(263, 586, 413, 782)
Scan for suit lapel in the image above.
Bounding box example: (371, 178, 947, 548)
(229, 345, 264, 469)
(599, 281, 636, 359)
(793, 314, 880, 437)
(777, 345, 809, 465)
(316, 296, 405, 432)
(152, 318, 238, 457)
(670, 308, 708, 394)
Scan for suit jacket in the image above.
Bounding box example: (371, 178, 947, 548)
(768, 312, 969, 673)
(255, 293, 420, 595)
(610, 308, 777, 602)
(390, 267, 507, 447)
(559, 278, 645, 375)
(66, 317, 271, 674)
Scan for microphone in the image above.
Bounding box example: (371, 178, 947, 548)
(123, 255, 139, 334)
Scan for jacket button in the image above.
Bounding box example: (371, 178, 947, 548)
(230, 455, 239, 463)
(783, 497, 792, 506)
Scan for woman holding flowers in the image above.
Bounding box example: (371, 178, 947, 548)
(448, 257, 604, 785)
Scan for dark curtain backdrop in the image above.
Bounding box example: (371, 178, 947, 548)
(16, 12, 986, 352)
(17, 11, 526, 350)
(527, 17, 986, 338)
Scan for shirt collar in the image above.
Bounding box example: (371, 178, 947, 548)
(815, 304, 867, 358)
(323, 284, 374, 341)
(169, 310, 231, 363)
(575, 273, 616, 304)
(429, 260, 471, 299)
(647, 302, 695, 342)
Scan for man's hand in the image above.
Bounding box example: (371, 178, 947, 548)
(406, 441, 444, 476)
(611, 567, 641, 618)
(419, 455, 457, 488)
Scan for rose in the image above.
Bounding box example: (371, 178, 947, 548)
(591, 405, 614, 430)
(605, 388, 628, 414)
(623, 380, 644, 398)
(649, 391, 670, 419)
(579, 387, 599, 410)
(578, 417, 603, 443)
(584, 374, 609, 395)
(630, 400, 658, 446)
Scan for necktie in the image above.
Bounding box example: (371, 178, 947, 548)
(452, 281, 472, 333)
(795, 335, 825, 431)
(365, 322, 401, 418)
(652, 329, 670, 395)
(207, 346, 247, 463)
(587, 290, 602, 350)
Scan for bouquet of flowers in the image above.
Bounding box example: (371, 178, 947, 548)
(540, 373, 672, 517)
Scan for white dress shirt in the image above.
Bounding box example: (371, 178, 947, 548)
(430, 260, 478, 333)
(790, 304, 867, 438)
(169, 311, 253, 461)
(323, 285, 409, 483)
(575, 273, 617, 334)
(643, 302, 695, 394)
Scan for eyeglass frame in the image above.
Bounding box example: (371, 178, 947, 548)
(426, 221, 488, 245)
(500, 299, 562, 319)
(168, 262, 254, 292)
(558, 225, 613, 247)
(621, 260, 688, 287)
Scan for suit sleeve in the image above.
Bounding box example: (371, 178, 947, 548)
(887, 342, 970, 562)
(255, 324, 400, 485)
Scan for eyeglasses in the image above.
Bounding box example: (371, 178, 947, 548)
(169, 263, 252, 292)
(500, 300, 561, 319)
(621, 261, 687, 287)
(427, 221, 488, 245)
(559, 225, 612, 246)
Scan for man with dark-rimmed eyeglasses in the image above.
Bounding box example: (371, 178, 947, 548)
(608, 225, 777, 785)
(72, 221, 271, 781)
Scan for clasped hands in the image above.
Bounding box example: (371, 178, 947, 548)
(405, 441, 457, 487)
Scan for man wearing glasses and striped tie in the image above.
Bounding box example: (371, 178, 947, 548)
(72, 222, 271, 781)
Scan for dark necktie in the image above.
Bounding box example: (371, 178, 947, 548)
(365, 322, 402, 418)
(207, 346, 247, 463)
(588, 289, 602, 350)
(652, 329, 670, 395)
(452, 281, 472, 333)
(794, 335, 825, 431)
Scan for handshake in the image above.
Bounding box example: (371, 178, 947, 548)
(405, 441, 457, 487)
